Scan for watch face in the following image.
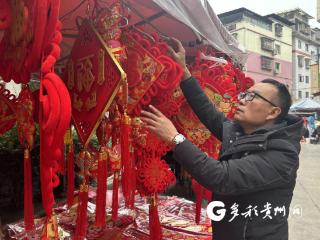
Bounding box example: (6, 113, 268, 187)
(174, 134, 185, 144)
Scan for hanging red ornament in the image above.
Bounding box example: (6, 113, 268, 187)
(149, 194, 162, 240)
(95, 146, 108, 227)
(121, 112, 136, 208)
(0, 85, 16, 136)
(16, 85, 36, 231)
(109, 144, 121, 222)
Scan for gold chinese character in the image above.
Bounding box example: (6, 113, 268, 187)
(67, 60, 74, 90)
(77, 56, 94, 93)
(97, 49, 105, 85)
(85, 91, 97, 111)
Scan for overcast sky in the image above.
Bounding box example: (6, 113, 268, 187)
(210, 0, 320, 28)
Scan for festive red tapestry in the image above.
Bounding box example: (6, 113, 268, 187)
(64, 19, 126, 146)
(0, 84, 16, 136)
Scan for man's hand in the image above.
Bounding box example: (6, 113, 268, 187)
(167, 37, 191, 81)
(140, 105, 179, 144)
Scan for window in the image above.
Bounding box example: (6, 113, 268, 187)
(261, 56, 273, 70)
(305, 76, 309, 83)
(298, 56, 304, 67)
(274, 44, 281, 55)
(311, 51, 316, 61)
(299, 74, 304, 82)
(232, 33, 238, 40)
(261, 37, 274, 51)
(274, 62, 281, 74)
(275, 23, 283, 37)
(226, 23, 236, 31)
(305, 59, 310, 69)
(298, 40, 302, 49)
(306, 92, 309, 98)
(305, 44, 309, 52)
(298, 91, 302, 98)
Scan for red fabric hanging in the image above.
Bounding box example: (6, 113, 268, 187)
(74, 180, 89, 239)
(95, 147, 108, 226)
(112, 172, 120, 222)
(23, 149, 35, 231)
(149, 195, 162, 240)
(121, 113, 135, 208)
(66, 144, 75, 208)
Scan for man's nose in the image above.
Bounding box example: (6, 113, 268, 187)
(239, 98, 246, 105)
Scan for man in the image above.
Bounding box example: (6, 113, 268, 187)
(140, 38, 304, 240)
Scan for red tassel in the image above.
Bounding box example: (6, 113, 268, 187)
(149, 194, 162, 240)
(192, 180, 203, 224)
(40, 214, 59, 240)
(121, 113, 135, 208)
(24, 148, 35, 231)
(195, 189, 203, 224)
(95, 147, 108, 226)
(75, 180, 89, 239)
(111, 172, 119, 221)
(66, 144, 74, 207)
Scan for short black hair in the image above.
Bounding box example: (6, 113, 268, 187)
(261, 79, 292, 122)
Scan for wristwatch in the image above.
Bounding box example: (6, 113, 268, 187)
(172, 133, 186, 145)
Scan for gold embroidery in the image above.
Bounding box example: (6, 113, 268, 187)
(67, 60, 74, 90)
(85, 91, 97, 111)
(73, 93, 83, 112)
(76, 55, 95, 93)
(97, 49, 105, 85)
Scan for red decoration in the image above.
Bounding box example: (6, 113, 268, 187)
(64, 19, 125, 146)
(0, 85, 16, 135)
(149, 195, 162, 240)
(137, 156, 175, 195)
(121, 31, 164, 115)
(0, 0, 55, 84)
(95, 146, 108, 226)
(75, 180, 89, 239)
(16, 85, 36, 231)
(121, 113, 135, 208)
(109, 144, 121, 221)
(66, 143, 75, 208)
(0, 0, 11, 30)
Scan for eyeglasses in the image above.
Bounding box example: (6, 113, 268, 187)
(237, 91, 278, 107)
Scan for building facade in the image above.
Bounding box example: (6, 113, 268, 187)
(219, 8, 293, 90)
(310, 64, 320, 101)
(278, 9, 320, 101)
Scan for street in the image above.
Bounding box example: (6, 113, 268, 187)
(289, 143, 320, 240)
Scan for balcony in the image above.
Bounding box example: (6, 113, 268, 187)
(299, 26, 311, 36)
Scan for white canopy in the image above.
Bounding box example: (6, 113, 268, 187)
(152, 0, 247, 64)
(290, 98, 320, 111)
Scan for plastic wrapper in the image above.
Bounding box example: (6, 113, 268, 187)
(4, 193, 211, 239)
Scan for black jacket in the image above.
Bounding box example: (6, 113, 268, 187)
(173, 77, 304, 240)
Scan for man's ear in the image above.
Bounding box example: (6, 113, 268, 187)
(266, 107, 282, 121)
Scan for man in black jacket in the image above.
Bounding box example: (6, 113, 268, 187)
(140, 38, 304, 240)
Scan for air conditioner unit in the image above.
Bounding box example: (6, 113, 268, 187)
(274, 69, 280, 74)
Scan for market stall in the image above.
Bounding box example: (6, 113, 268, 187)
(0, 0, 254, 239)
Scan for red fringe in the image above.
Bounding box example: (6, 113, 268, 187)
(195, 189, 203, 224)
(40, 214, 59, 240)
(111, 172, 119, 221)
(149, 195, 162, 240)
(66, 144, 74, 207)
(120, 115, 135, 208)
(74, 181, 89, 239)
(95, 147, 108, 226)
(192, 180, 203, 224)
(24, 149, 35, 231)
